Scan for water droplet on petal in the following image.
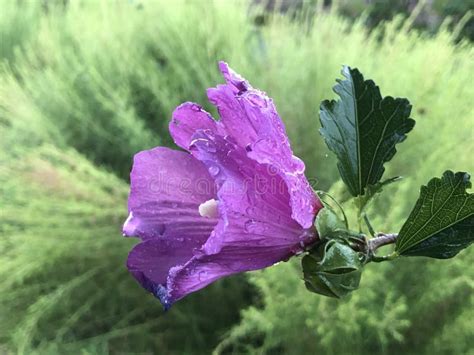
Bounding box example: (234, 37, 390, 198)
(205, 141, 217, 153)
(291, 155, 305, 174)
(197, 270, 208, 281)
(208, 166, 220, 176)
(246, 93, 268, 108)
(203, 128, 214, 136)
(244, 219, 256, 233)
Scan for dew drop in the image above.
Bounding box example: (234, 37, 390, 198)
(208, 166, 220, 176)
(244, 219, 256, 233)
(197, 270, 208, 281)
(205, 141, 217, 153)
(291, 155, 305, 174)
(246, 93, 268, 108)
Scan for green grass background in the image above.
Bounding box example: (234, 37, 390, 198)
(0, 0, 473, 354)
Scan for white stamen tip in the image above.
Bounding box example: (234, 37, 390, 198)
(198, 199, 218, 219)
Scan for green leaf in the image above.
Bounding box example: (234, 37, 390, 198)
(319, 66, 415, 196)
(395, 171, 474, 258)
(302, 240, 363, 298)
(315, 207, 347, 239)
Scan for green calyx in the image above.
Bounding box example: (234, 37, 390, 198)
(302, 240, 364, 299)
(303, 203, 400, 298)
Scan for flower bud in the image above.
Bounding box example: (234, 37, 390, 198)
(302, 240, 363, 298)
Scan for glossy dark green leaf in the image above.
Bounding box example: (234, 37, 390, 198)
(396, 171, 474, 258)
(302, 240, 363, 298)
(319, 66, 415, 196)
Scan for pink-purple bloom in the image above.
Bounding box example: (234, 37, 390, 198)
(123, 62, 323, 309)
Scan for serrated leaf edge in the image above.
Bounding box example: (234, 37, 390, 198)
(396, 171, 474, 254)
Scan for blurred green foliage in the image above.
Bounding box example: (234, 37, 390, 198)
(0, 0, 472, 354)
(336, 0, 474, 41)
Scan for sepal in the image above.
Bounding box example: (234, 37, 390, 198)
(302, 240, 364, 298)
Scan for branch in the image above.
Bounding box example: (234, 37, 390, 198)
(368, 233, 398, 251)
(367, 233, 399, 262)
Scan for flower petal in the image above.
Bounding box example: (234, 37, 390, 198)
(123, 147, 217, 241)
(217, 61, 250, 93)
(169, 102, 223, 151)
(207, 61, 322, 228)
(165, 130, 316, 303)
(127, 238, 203, 310)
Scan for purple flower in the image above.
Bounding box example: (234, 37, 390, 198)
(123, 62, 323, 309)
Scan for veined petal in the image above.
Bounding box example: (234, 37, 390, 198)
(123, 147, 217, 241)
(218, 61, 250, 93)
(169, 102, 223, 151)
(207, 61, 322, 228)
(165, 130, 316, 303)
(127, 238, 204, 310)
(124, 62, 323, 308)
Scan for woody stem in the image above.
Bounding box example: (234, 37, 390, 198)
(367, 233, 399, 262)
(368, 233, 398, 251)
